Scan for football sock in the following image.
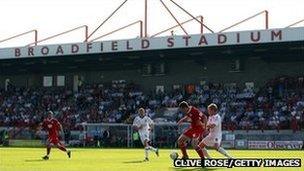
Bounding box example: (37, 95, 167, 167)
(46, 146, 51, 156)
(145, 147, 149, 158)
(195, 147, 205, 159)
(57, 144, 67, 152)
(202, 148, 211, 159)
(217, 147, 232, 158)
(179, 144, 188, 158)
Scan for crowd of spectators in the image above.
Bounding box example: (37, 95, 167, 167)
(0, 76, 303, 132)
(173, 76, 304, 132)
(0, 80, 152, 130)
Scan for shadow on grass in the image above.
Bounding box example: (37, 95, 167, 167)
(122, 160, 145, 164)
(24, 159, 45, 162)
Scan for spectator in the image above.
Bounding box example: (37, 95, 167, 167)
(0, 76, 303, 132)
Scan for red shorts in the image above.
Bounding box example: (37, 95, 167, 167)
(47, 136, 60, 145)
(183, 127, 204, 139)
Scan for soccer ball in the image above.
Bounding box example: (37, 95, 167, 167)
(170, 151, 179, 160)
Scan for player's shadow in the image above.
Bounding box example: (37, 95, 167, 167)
(24, 159, 44, 162)
(172, 167, 218, 171)
(122, 160, 145, 164)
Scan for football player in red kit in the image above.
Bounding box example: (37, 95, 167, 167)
(177, 101, 210, 159)
(39, 111, 71, 160)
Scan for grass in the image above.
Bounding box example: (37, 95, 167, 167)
(0, 148, 303, 171)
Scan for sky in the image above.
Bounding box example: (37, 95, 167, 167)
(0, 0, 303, 48)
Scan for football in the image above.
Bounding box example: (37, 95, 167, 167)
(170, 151, 179, 160)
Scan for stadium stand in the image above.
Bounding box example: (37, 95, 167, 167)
(0, 76, 303, 132)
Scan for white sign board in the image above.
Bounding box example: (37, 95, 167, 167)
(248, 141, 303, 149)
(0, 27, 303, 60)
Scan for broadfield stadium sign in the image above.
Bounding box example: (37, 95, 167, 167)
(0, 27, 303, 59)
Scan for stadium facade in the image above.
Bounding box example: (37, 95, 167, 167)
(0, 27, 303, 92)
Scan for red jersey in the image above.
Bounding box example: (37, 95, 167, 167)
(186, 106, 207, 130)
(42, 118, 61, 138)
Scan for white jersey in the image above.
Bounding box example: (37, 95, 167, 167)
(207, 113, 222, 139)
(133, 116, 153, 134)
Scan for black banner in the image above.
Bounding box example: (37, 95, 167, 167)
(173, 158, 301, 168)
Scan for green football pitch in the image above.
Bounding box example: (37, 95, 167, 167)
(0, 148, 303, 171)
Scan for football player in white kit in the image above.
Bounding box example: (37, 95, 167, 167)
(197, 103, 232, 158)
(132, 108, 159, 161)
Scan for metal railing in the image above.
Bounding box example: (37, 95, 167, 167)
(219, 10, 269, 33)
(0, 30, 38, 46)
(27, 25, 88, 46)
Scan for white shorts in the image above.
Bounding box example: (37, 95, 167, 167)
(201, 135, 221, 147)
(139, 131, 150, 145)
